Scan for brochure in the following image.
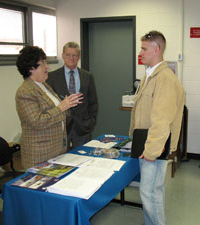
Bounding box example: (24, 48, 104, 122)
(11, 174, 60, 192)
(27, 161, 75, 178)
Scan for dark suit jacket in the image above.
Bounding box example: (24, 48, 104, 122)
(46, 67, 98, 136)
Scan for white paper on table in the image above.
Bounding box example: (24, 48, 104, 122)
(104, 134, 116, 137)
(83, 140, 117, 149)
(48, 153, 92, 167)
(122, 141, 132, 149)
(73, 166, 114, 182)
(82, 157, 125, 171)
(47, 167, 114, 199)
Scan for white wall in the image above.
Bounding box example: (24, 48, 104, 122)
(0, 66, 22, 142)
(183, 0, 200, 154)
(1, 0, 200, 154)
(56, 0, 183, 80)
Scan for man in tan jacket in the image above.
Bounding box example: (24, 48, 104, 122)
(129, 31, 185, 225)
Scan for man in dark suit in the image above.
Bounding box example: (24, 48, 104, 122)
(47, 42, 98, 150)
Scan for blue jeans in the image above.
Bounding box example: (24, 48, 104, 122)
(139, 158, 168, 225)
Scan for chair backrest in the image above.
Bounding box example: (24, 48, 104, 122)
(0, 137, 12, 166)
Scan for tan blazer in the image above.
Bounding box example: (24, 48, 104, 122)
(129, 61, 185, 161)
(15, 78, 67, 169)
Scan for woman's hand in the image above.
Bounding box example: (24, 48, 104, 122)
(58, 93, 84, 112)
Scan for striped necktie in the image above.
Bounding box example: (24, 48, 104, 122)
(69, 70, 76, 94)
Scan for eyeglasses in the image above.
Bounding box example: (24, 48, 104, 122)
(65, 54, 79, 59)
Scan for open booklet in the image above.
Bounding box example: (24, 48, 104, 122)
(27, 161, 75, 178)
(47, 166, 114, 199)
(49, 153, 125, 171)
(47, 157, 126, 199)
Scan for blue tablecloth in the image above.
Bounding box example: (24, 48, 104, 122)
(2, 135, 140, 225)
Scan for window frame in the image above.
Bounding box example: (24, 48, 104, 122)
(0, 0, 58, 65)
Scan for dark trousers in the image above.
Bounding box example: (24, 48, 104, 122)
(67, 124, 92, 151)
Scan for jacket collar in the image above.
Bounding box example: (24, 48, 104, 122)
(134, 61, 169, 105)
(148, 61, 168, 79)
(24, 77, 61, 104)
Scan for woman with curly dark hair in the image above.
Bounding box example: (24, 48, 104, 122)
(15, 46, 83, 169)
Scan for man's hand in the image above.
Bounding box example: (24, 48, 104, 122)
(139, 153, 155, 162)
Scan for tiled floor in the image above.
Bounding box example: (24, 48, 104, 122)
(0, 159, 200, 225)
(90, 159, 200, 225)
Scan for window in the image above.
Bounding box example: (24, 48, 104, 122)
(32, 12, 57, 57)
(0, 1, 57, 65)
(0, 7, 24, 55)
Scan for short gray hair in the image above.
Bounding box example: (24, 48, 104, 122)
(141, 30, 166, 52)
(62, 42, 81, 54)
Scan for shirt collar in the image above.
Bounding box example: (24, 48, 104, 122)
(146, 61, 164, 79)
(64, 65, 78, 75)
(34, 81, 43, 86)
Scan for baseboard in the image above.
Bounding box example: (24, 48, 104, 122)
(187, 153, 200, 160)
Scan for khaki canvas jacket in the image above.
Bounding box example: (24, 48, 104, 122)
(15, 78, 67, 169)
(129, 61, 185, 161)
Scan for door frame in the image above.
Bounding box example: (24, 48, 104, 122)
(80, 16, 136, 87)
